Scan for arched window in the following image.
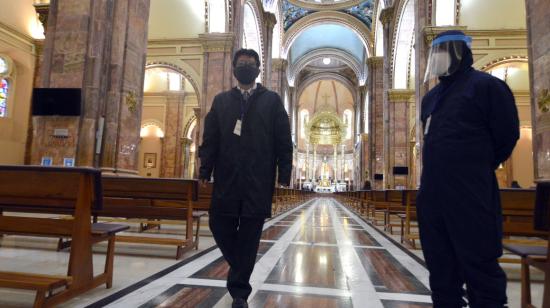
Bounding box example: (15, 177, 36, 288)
(435, 0, 456, 26)
(208, 0, 226, 33)
(0, 56, 13, 118)
(300, 109, 309, 139)
(344, 109, 353, 140)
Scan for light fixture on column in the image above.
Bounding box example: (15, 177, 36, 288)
(323, 58, 331, 65)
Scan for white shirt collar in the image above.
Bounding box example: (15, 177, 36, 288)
(237, 83, 257, 96)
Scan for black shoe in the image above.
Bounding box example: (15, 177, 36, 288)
(232, 298, 248, 308)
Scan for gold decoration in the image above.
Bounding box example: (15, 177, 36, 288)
(388, 89, 415, 102)
(367, 57, 383, 67)
(538, 89, 550, 113)
(379, 7, 395, 26)
(125, 91, 137, 113)
(33, 3, 50, 35)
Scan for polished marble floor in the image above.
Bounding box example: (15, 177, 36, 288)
(0, 198, 545, 307)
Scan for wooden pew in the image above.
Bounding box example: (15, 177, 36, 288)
(94, 176, 199, 259)
(398, 190, 419, 248)
(503, 183, 550, 308)
(0, 166, 128, 308)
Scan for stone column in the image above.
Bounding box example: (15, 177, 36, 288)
(341, 144, 345, 181)
(388, 90, 414, 188)
(333, 144, 337, 182)
(160, 93, 185, 178)
(192, 107, 201, 179)
(380, 6, 394, 189)
(270, 58, 287, 95)
(32, 0, 150, 174)
(306, 142, 310, 180)
(313, 144, 317, 182)
(526, 0, 550, 181)
(182, 138, 193, 178)
(263, 12, 277, 87)
(198, 33, 235, 143)
(367, 57, 384, 189)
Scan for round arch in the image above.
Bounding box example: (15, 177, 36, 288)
(145, 62, 201, 101)
(478, 55, 529, 72)
(392, 0, 415, 89)
(296, 72, 358, 111)
(282, 11, 374, 59)
(287, 0, 363, 11)
(288, 48, 366, 86)
(183, 115, 197, 139)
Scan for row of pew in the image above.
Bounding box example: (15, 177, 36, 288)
(0, 165, 311, 307)
(335, 185, 550, 308)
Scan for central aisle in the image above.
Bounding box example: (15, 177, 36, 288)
(93, 198, 432, 308)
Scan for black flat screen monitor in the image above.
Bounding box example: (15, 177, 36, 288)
(393, 166, 409, 175)
(32, 88, 81, 116)
(374, 174, 384, 180)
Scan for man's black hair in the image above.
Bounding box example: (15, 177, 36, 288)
(232, 48, 261, 68)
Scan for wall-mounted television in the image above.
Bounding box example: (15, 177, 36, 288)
(393, 166, 409, 175)
(374, 174, 384, 180)
(32, 88, 82, 116)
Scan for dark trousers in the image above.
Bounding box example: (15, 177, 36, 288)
(417, 200, 507, 308)
(209, 214, 265, 300)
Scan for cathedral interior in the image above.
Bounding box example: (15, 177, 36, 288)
(0, 0, 549, 307)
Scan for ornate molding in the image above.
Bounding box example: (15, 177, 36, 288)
(33, 3, 49, 36)
(538, 89, 550, 114)
(287, 0, 363, 11)
(367, 56, 383, 67)
(422, 26, 467, 45)
(379, 6, 394, 26)
(146, 61, 202, 102)
(199, 32, 235, 53)
(264, 11, 277, 29)
(282, 11, 373, 58)
(272, 58, 288, 71)
(0, 21, 36, 55)
(480, 55, 529, 71)
(388, 89, 414, 102)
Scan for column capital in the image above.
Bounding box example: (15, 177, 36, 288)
(33, 3, 50, 35)
(423, 26, 468, 45)
(272, 58, 288, 71)
(199, 32, 236, 53)
(388, 89, 415, 102)
(263, 12, 277, 30)
(379, 6, 395, 26)
(367, 56, 383, 67)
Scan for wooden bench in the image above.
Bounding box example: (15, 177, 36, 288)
(95, 176, 199, 259)
(398, 190, 419, 248)
(503, 183, 550, 308)
(0, 166, 127, 308)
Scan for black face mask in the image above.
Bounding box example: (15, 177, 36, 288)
(233, 64, 260, 84)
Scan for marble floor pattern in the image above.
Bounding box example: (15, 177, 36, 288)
(89, 198, 434, 308)
(0, 198, 545, 307)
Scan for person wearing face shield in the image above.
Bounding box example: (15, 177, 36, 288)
(198, 49, 292, 308)
(417, 31, 519, 308)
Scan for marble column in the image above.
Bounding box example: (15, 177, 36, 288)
(525, 0, 550, 181)
(380, 6, 394, 189)
(160, 93, 185, 178)
(263, 12, 277, 88)
(198, 33, 235, 144)
(341, 144, 345, 181)
(306, 142, 310, 180)
(270, 59, 287, 95)
(182, 138, 193, 178)
(32, 0, 150, 174)
(367, 57, 384, 189)
(388, 90, 414, 188)
(333, 144, 337, 182)
(192, 107, 201, 179)
(313, 144, 317, 182)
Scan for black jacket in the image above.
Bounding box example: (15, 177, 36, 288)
(199, 84, 293, 218)
(418, 45, 519, 255)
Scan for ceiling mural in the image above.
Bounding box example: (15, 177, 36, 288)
(282, 0, 314, 31)
(342, 0, 375, 30)
(282, 0, 375, 32)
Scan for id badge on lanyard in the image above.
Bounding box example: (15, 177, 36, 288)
(424, 116, 432, 136)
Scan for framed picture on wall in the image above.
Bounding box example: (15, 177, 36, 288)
(144, 153, 157, 168)
(63, 157, 75, 167)
(41, 156, 53, 166)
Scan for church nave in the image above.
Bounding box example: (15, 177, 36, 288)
(84, 198, 432, 308)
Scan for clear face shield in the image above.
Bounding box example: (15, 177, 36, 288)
(424, 34, 472, 82)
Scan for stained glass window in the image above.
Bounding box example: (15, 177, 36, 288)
(0, 57, 7, 75)
(0, 78, 8, 117)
